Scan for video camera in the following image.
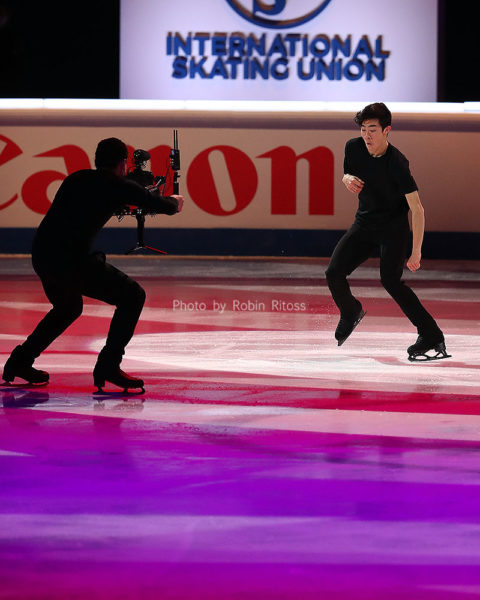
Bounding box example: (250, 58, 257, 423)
(115, 130, 180, 254)
(127, 149, 165, 191)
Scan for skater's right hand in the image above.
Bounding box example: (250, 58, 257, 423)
(343, 174, 364, 194)
(407, 250, 421, 272)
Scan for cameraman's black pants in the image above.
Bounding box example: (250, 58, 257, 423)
(22, 253, 145, 366)
(325, 222, 441, 336)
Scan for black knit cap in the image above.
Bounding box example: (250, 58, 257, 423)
(94, 138, 128, 169)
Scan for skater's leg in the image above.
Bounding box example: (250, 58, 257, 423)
(3, 277, 83, 383)
(379, 225, 441, 337)
(325, 225, 375, 318)
(81, 256, 146, 391)
(22, 279, 84, 358)
(325, 226, 373, 344)
(379, 225, 449, 360)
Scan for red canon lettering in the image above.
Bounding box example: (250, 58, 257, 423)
(187, 145, 258, 215)
(258, 145, 334, 215)
(0, 134, 23, 211)
(21, 145, 91, 215)
(15, 140, 335, 219)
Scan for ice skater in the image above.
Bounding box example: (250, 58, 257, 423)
(325, 102, 450, 361)
(2, 137, 184, 392)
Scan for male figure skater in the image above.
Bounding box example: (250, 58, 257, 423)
(325, 103, 450, 361)
(2, 137, 184, 391)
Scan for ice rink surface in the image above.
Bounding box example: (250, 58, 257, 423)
(1, 256, 479, 599)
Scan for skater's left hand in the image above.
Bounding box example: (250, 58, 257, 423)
(407, 251, 421, 272)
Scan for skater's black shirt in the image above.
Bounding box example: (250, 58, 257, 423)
(344, 137, 417, 231)
(32, 168, 178, 275)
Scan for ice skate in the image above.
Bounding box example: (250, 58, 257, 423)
(407, 335, 451, 362)
(2, 345, 49, 385)
(335, 305, 366, 347)
(93, 347, 145, 394)
(93, 360, 145, 394)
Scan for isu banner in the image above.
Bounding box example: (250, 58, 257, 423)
(120, 0, 438, 101)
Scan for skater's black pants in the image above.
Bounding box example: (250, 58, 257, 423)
(325, 222, 440, 336)
(22, 253, 145, 365)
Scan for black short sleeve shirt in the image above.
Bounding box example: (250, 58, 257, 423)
(344, 137, 418, 230)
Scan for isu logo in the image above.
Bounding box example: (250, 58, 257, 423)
(225, 0, 332, 29)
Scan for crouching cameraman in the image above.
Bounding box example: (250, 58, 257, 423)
(2, 137, 184, 393)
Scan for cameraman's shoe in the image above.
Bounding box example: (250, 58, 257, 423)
(2, 345, 49, 385)
(93, 349, 144, 394)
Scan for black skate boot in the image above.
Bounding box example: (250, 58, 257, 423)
(407, 334, 451, 362)
(335, 304, 366, 347)
(93, 349, 144, 394)
(2, 345, 49, 385)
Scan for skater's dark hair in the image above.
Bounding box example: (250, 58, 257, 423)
(95, 138, 128, 169)
(354, 102, 392, 130)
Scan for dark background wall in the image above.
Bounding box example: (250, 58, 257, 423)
(0, 0, 477, 102)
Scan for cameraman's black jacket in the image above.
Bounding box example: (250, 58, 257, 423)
(32, 168, 178, 278)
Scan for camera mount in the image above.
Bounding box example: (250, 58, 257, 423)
(118, 130, 180, 255)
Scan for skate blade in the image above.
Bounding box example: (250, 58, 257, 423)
(1, 380, 49, 388)
(337, 310, 367, 347)
(93, 386, 145, 396)
(408, 352, 452, 362)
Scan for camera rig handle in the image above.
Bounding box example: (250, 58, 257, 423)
(170, 129, 180, 194)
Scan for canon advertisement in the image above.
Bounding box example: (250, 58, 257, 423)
(1, 118, 478, 242)
(120, 0, 438, 101)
